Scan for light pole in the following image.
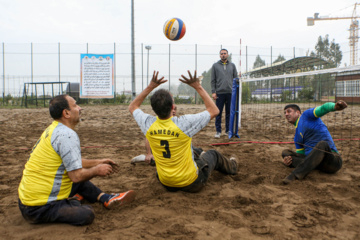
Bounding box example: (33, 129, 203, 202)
(145, 45, 152, 86)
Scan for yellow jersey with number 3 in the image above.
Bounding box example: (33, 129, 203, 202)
(133, 109, 211, 188)
(146, 117, 198, 187)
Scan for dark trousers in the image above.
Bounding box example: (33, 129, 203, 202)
(215, 93, 232, 133)
(18, 181, 102, 226)
(160, 147, 237, 193)
(282, 141, 342, 180)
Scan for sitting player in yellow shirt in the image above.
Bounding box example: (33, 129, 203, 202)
(129, 70, 237, 193)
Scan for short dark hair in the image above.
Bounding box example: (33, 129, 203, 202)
(284, 104, 301, 114)
(220, 48, 228, 54)
(49, 94, 70, 120)
(150, 89, 173, 119)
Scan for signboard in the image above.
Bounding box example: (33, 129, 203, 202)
(80, 54, 114, 98)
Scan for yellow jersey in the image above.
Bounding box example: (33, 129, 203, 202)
(134, 109, 211, 187)
(18, 121, 82, 206)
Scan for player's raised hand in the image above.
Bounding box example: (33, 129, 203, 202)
(335, 100, 347, 111)
(179, 70, 203, 88)
(149, 71, 167, 88)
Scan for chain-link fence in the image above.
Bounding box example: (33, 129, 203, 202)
(0, 42, 351, 106)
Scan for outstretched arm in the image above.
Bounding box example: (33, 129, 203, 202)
(129, 71, 167, 114)
(179, 70, 219, 119)
(314, 100, 347, 118)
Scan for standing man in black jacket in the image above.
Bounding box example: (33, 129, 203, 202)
(211, 49, 238, 138)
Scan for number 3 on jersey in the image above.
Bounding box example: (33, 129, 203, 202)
(160, 140, 171, 158)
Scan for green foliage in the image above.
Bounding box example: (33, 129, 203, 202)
(201, 70, 212, 94)
(241, 82, 251, 103)
(177, 82, 195, 95)
(174, 95, 193, 104)
(115, 94, 132, 104)
(310, 35, 342, 67)
(298, 88, 314, 101)
(273, 54, 286, 64)
(0, 94, 22, 107)
(253, 55, 266, 69)
(281, 90, 293, 102)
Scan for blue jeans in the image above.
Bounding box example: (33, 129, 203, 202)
(215, 93, 232, 133)
(18, 181, 102, 226)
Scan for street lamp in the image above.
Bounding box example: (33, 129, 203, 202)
(145, 45, 152, 86)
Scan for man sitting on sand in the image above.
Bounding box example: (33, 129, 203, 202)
(129, 70, 237, 193)
(281, 100, 347, 184)
(18, 94, 136, 226)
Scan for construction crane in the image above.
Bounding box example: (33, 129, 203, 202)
(307, 3, 359, 65)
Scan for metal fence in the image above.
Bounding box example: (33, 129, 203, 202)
(0, 42, 351, 104)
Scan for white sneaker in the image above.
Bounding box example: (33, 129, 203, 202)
(130, 154, 146, 164)
(224, 131, 229, 136)
(214, 132, 221, 138)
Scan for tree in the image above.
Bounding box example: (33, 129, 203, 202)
(201, 70, 212, 94)
(177, 82, 195, 95)
(310, 35, 342, 68)
(253, 55, 265, 69)
(241, 82, 251, 103)
(273, 54, 286, 64)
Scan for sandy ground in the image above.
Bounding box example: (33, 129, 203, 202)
(0, 103, 360, 240)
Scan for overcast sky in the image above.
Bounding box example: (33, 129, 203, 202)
(0, 0, 358, 95)
(0, 0, 356, 46)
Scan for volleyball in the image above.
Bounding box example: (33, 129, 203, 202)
(163, 18, 186, 41)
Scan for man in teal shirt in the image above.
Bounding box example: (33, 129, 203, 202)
(282, 100, 347, 184)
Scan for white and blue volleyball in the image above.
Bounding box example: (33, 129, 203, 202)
(163, 18, 186, 41)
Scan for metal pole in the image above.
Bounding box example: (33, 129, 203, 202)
(195, 44, 197, 103)
(293, 47, 295, 58)
(2, 42, 4, 105)
(58, 43, 61, 95)
(141, 43, 144, 91)
(31, 42, 33, 96)
(246, 46, 248, 73)
(147, 49, 149, 86)
(145, 46, 151, 86)
(239, 39, 242, 127)
(114, 42, 116, 101)
(131, 0, 136, 99)
(169, 43, 171, 91)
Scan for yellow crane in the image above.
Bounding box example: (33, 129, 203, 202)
(307, 3, 360, 65)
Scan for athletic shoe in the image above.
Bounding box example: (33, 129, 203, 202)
(229, 157, 238, 175)
(130, 154, 146, 164)
(68, 193, 84, 203)
(224, 131, 229, 136)
(103, 190, 136, 209)
(214, 132, 221, 138)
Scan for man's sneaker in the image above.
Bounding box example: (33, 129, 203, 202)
(229, 157, 238, 175)
(224, 131, 229, 136)
(214, 132, 221, 138)
(68, 193, 84, 203)
(103, 190, 136, 209)
(130, 154, 146, 165)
